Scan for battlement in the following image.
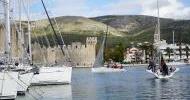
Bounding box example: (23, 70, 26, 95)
(86, 37, 97, 45)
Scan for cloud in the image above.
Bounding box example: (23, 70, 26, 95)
(26, 0, 190, 19)
(47, 0, 89, 17)
(140, 0, 190, 19)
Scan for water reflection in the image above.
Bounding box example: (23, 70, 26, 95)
(16, 66, 190, 100)
(17, 85, 72, 100)
(147, 70, 190, 100)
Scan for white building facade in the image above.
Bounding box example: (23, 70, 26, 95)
(159, 40, 189, 61)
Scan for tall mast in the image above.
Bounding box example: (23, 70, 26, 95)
(19, 0, 25, 63)
(153, 0, 162, 66)
(103, 25, 108, 63)
(173, 31, 175, 45)
(27, 0, 32, 64)
(4, 0, 11, 63)
(172, 30, 176, 61)
(157, 0, 160, 43)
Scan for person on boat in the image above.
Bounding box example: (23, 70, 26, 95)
(112, 62, 117, 68)
(169, 66, 176, 73)
(161, 58, 169, 75)
(148, 59, 156, 72)
(107, 59, 112, 68)
(118, 63, 123, 69)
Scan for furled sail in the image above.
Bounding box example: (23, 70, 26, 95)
(93, 35, 106, 67)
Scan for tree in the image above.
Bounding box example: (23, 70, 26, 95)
(113, 42, 124, 62)
(165, 47, 173, 61)
(104, 42, 124, 62)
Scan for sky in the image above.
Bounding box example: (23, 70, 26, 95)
(27, 0, 190, 20)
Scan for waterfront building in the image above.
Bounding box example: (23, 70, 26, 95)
(124, 47, 145, 63)
(159, 40, 190, 61)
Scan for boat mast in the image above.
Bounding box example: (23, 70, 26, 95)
(19, 0, 27, 64)
(18, 0, 25, 64)
(154, 0, 161, 66)
(4, 0, 11, 64)
(157, 0, 160, 42)
(103, 24, 108, 63)
(173, 30, 176, 61)
(27, 0, 32, 64)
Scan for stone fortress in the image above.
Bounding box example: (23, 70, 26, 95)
(0, 24, 97, 67)
(32, 37, 97, 67)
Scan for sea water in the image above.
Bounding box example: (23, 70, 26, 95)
(17, 65, 190, 100)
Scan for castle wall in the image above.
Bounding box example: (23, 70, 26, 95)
(32, 43, 46, 64)
(0, 26, 20, 58)
(32, 37, 97, 67)
(0, 24, 97, 67)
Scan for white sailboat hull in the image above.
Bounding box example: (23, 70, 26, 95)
(12, 64, 34, 94)
(92, 67, 126, 73)
(31, 66, 72, 85)
(146, 68, 179, 79)
(166, 62, 187, 66)
(0, 72, 18, 99)
(16, 73, 33, 94)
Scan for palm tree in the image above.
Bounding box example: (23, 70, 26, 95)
(184, 45, 189, 59)
(139, 44, 148, 63)
(165, 47, 173, 61)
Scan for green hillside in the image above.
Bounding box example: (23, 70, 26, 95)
(31, 15, 190, 48)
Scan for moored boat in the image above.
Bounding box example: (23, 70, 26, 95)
(31, 66, 72, 85)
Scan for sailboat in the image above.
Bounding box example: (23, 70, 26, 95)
(146, 0, 179, 79)
(92, 25, 126, 73)
(166, 31, 187, 66)
(0, 0, 18, 99)
(30, 0, 72, 85)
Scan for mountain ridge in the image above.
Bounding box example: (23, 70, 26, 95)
(31, 15, 190, 46)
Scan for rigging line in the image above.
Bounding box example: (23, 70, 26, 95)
(12, 18, 29, 69)
(27, 0, 32, 64)
(43, 25, 56, 47)
(52, 16, 71, 61)
(104, 24, 108, 54)
(42, 31, 51, 47)
(12, 21, 23, 63)
(40, 0, 72, 66)
(19, 0, 35, 64)
(53, 17, 64, 45)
